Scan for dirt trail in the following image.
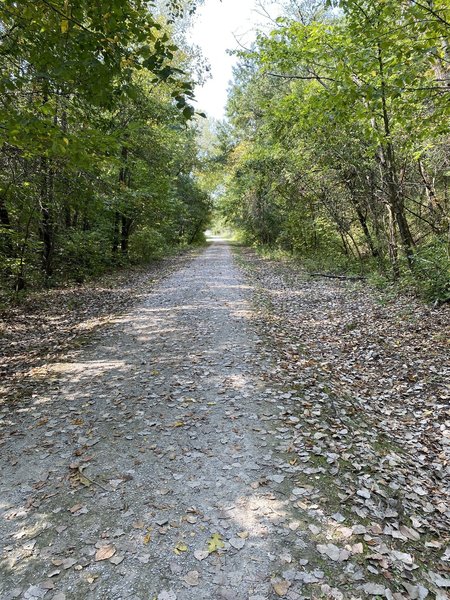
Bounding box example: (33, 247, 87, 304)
(1, 241, 448, 600)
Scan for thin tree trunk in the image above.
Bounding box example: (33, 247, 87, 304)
(339, 232, 349, 255)
(387, 204, 399, 279)
(418, 160, 447, 229)
(121, 215, 132, 255)
(346, 184, 379, 258)
(118, 146, 132, 256)
(40, 156, 54, 279)
(112, 211, 120, 254)
(377, 42, 415, 267)
(0, 194, 11, 229)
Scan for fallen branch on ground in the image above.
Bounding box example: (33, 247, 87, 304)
(308, 272, 366, 281)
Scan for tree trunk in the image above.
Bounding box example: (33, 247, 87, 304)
(40, 156, 54, 279)
(0, 194, 11, 229)
(377, 42, 415, 268)
(418, 160, 448, 231)
(121, 215, 132, 255)
(345, 181, 379, 258)
(112, 211, 120, 254)
(0, 192, 13, 257)
(386, 203, 399, 279)
(118, 145, 132, 256)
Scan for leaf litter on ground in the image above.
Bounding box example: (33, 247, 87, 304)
(235, 246, 449, 598)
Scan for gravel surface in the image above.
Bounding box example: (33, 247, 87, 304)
(0, 241, 308, 600)
(1, 240, 448, 600)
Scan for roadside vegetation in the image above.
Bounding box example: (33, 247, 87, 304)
(0, 0, 210, 300)
(213, 0, 450, 303)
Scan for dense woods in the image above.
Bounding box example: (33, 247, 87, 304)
(217, 0, 450, 301)
(0, 0, 210, 295)
(1, 0, 449, 303)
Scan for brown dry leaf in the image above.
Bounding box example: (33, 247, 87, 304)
(183, 570, 199, 586)
(51, 559, 63, 566)
(272, 579, 291, 597)
(132, 520, 145, 529)
(95, 544, 116, 561)
(62, 558, 77, 570)
(143, 531, 152, 545)
(185, 515, 197, 524)
(193, 550, 209, 561)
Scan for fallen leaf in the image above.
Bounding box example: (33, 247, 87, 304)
(62, 558, 77, 570)
(207, 533, 224, 553)
(174, 542, 188, 555)
(183, 570, 199, 586)
(143, 531, 152, 545)
(317, 543, 350, 562)
(95, 545, 116, 561)
(229, 537, 245, 550)
(402, 582, 429, 599)
(428, 571, 450, 588)
(272, 579, 291, 597)
(360, 583, 387, 596)
(132, 520, 145, 529)
(186, 515, 197, 524)
(308, 524, 321, 535)
(157, 591, 177, 600)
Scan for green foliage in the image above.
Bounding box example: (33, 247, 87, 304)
(129, 227, 170, 262)
(410, 239, 450, 303)
(57, 230, 112, 283)
(0, 0, 210, 297)
(217, 0, 450, 303)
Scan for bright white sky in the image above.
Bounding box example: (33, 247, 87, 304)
(190, 0, 281, 119)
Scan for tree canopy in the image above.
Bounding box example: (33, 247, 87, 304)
(0, 0, 210, 291)
(215, 0, 450, 301)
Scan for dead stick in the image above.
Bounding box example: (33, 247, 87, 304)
(78, 466, 110, 492)
(309, 272, 366, 281)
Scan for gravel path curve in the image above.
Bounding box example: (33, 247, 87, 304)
(1, 241, 309, 600)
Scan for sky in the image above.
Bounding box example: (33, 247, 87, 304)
(190, 0, 280, 120)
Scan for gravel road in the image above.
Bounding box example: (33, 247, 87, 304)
(1, 241, 312, 600)
(2, 240, 448, 600)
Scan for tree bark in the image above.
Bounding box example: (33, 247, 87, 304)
(39, 156, 54, 279)
(418, 160, 448, 232)
(121, 215, 132, 255)
(0, 194, 11, 229)
(112, 211, 120, 254)
(377, 41, 415, 267)
(118, 145, 132, 256)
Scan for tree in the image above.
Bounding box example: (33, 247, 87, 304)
(219, 0, 449, 299)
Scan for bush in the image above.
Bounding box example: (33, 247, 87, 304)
(129, 226, 169, 262)
(410, 238, 450, 303)
(57, 230, 111, 283)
